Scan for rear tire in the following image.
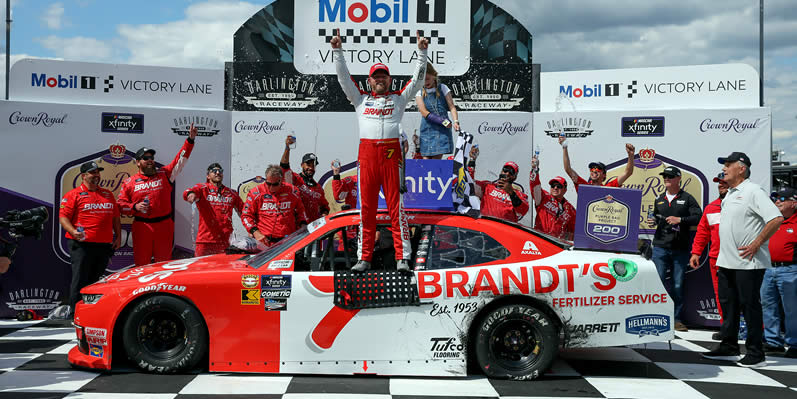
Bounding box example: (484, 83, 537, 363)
(474, 304, 558, 380)
(122, 295, 207, 374)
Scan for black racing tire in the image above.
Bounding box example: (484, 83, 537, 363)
(474, 304, 558, 380)
(122, 295, 207, 374)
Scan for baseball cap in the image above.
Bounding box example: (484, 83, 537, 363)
(717, 151, 751, 167)
(771, 187, 797, 201)
(588, 162, 606, 171)
(80, 161, 104, 173)
(135, 147, 156, 160)
(503, 161, 519, 174)
(549, 176, 567, 187)
(659, 166, 681, 177)
(369, 63, 390, 76)
(712, 172, 725, 183)
(302, 153, 319, 165)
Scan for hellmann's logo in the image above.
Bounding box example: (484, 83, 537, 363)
(625, 314, 670, 337)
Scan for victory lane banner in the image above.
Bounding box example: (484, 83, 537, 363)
(574, 185, 642, 253)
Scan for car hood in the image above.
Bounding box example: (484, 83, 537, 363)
(95, 254, 249, 288)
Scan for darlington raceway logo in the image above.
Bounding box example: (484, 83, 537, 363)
(102, 112, 144, 134)
(241, 76, 320, 109)
(171, 115, 221, 137)
(625, 314, 670, 337)
(542, 117, 594, 138)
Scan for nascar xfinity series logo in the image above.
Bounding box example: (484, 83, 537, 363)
(625, 314, 670, 337)
(621, 117, 664, 137)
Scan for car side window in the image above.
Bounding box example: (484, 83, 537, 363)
(417, 225, 509, 270)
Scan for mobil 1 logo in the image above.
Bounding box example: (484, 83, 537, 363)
(101, 112, 144, 134)
(621, 116, 664, 137)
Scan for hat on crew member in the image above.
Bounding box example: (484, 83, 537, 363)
(659, 166, 681, 178)
(712, 172, 725, 183)
(80, 161, 104, 174)
(135, 147, 156, 160)
(369, 63, 390, 76)
(717, 151, 751, 167)
(588, 161, 606, 171)
(302, 153, 319, 165)
(549, 176, 567, 187)
(503, 161, 519, 174)
(771, 187, 797, 201)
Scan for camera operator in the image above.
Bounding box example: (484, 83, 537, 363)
(59, 161, 121, 315)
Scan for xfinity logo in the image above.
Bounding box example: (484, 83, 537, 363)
(621, 117, 664, 137)
(102, 112, 144, 134)
(700, 118, 761, 134)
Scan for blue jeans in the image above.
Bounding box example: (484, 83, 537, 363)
(652, 247, 689, 321)
(761, 265, 797, 347)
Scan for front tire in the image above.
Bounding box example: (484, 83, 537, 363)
(475, 304, 558, 380)
(122, 295, 207, 374)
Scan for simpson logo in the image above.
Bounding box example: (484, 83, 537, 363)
(521, 241, 541, 255)
(268, 259, 293, 269)
(241, 274, 259, 288)
(241, 289, 261, 305)
(625, 314, 670, 337)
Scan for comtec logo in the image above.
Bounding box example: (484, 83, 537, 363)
(31, 73, 97, 90)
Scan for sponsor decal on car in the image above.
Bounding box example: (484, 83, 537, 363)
(429, 337, 464, 359)
(137, 258, 200, 283)
(608, 258, 638, 282)
(89, 344, 104, 358)
(241, 274, 259, 288)
(264, 298, 287, 311)
(552, 293, 668, 308)
(625, 314, 670, 337)
(85, 327, 108, 346)
(267, 260, 293, 269)
(262, 275, 291, 290)
(241, 289, 261, 305)
(261, 276, 291, 310)
(132, 283, 186, 296)
(520, 241, 541, 255)
(569, 322, 620, 334)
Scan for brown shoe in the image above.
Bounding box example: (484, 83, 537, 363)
(674, 321, 688, 332)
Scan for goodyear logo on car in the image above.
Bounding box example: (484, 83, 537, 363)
(241, 289, 261, 305)
(625, 314, 670, 337)
(89, 344, 104, 358)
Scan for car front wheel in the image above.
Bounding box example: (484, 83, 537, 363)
(475, 304, 558, 380)
(122, 295, 207, 373)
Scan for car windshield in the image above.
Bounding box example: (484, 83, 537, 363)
(246, 226, 309, 269)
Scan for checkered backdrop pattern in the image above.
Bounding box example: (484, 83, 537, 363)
(233, 0, 294, 62)
(470, 1, 533, 63)
(319, 28, 445, 45)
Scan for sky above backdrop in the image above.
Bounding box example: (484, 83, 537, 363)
(1, 0, 794, 162)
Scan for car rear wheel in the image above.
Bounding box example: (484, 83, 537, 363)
(475, 304, 558, 380)
(122, 295, 207, 373)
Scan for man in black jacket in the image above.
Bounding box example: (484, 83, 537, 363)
(647, 166, 702, 331)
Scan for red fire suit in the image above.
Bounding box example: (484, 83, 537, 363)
(332, 175, 358, 210)
(530, 172, 576, 240)
(241, 182, 308, 244)
(333, 47, 426, 262)
(282, 167, 329, 222)
(60, 184, 119, 243)
(574, 176, 620, 192)
(476, 180, 529, 223)
(183, 182, 244, 256)
(691, 197, 723, 319)
(118, 139, 194, 266)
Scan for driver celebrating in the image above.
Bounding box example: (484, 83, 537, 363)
(331, 28, 428, 272)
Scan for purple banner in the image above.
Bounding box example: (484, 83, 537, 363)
(574, 185, 642, 253)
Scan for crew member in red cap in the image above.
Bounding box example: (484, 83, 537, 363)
(280, 136, 329, 222)
(118, 124, 197, 265)
(183, 163, 244, 256)
(559, 136, 635, 191)
(690, 172, 730, 337)
(331, 28, 428, 272)
(59, 161, 122, 315)
(474, 161, 529, 222)
(529, 155, 576, 240)
(242, 165, 308, 246)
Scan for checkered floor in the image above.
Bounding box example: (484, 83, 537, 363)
(0, 320, 795, 398)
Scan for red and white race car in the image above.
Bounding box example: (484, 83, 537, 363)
(68, 209, 673, 379)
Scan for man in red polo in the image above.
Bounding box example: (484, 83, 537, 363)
(474, 161, 529, 223)
(280, 136, 329, 222)
(530, 155, 576, 240)
(183, 163, 244, 256)
(118, 124, 197, 265)
(242, 165, 308, 246)
(559, 136, 635, 191)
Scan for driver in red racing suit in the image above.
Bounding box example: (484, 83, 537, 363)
(530, 155, 576, 240)
(331, 29, 428, 272)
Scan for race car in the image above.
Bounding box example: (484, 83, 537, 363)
(68, 209, 674, 379)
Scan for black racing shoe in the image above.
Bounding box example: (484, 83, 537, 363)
(784, 347, 797, 358)
(763, 343, 786, 355)
(737, 354, 766, 368)
(701, 346, 741, 360)
(712, 332, 723, 341)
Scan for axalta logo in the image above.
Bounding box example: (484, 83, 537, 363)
(83, 203, 114, 210)
(31, 73, 98, 90)
(521, 241, 541, 255)
(559, 83, 621, 98)
(134, 180, 162, 191)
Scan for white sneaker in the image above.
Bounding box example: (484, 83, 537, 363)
(396, 260, 410, 271)
(351, 260, 371, 272)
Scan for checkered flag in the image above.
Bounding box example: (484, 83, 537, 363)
(451, 131, 480, 216)
(103, 75, 114, 93)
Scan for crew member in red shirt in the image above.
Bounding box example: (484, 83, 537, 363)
(690, 172, 729, 330)
(280, 136, 329, 222)
(242, 165, 308, 246)
(183, 163, 244, 256)
(118, 124, 197, 266)
(59, 161, 121, 314)
(474, 161, 529, 222)
(761, 187, 797, 358)
(559, 136, 635, 192)
(529, 155, 576, 240)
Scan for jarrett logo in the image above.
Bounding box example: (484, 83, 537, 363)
(171, 116, 220, 137)
(543, 117, 594, 138)
(429, 337, 463, 359)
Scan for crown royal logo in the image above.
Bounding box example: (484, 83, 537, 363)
(109, 143, 126, 159)
(638, 148, 655, 163)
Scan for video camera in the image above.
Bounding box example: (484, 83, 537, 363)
(0, 206, 49, 258)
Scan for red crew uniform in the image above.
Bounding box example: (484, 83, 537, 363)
(118, 139, 194, 266)
(769, 213, 797, 262)
(183, 183, 244, 256)
(282, 167, 330, 222)
(475, 180, 529, 223)
(241, 183, 308, 245)
(332, 175, 358, 210)
(530, 173, 576, 240)
(691, 197, 723, 319)
(574, 175, 620, 192)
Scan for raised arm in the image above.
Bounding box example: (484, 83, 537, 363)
(164, 123, 197, 183)
(616, 143, 636, 186)
(559, 136, 580, 183)
(399, 31, 428, 103)
(332, 29, 365, 104)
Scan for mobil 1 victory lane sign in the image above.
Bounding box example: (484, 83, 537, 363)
(294, 0, 470, 76)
